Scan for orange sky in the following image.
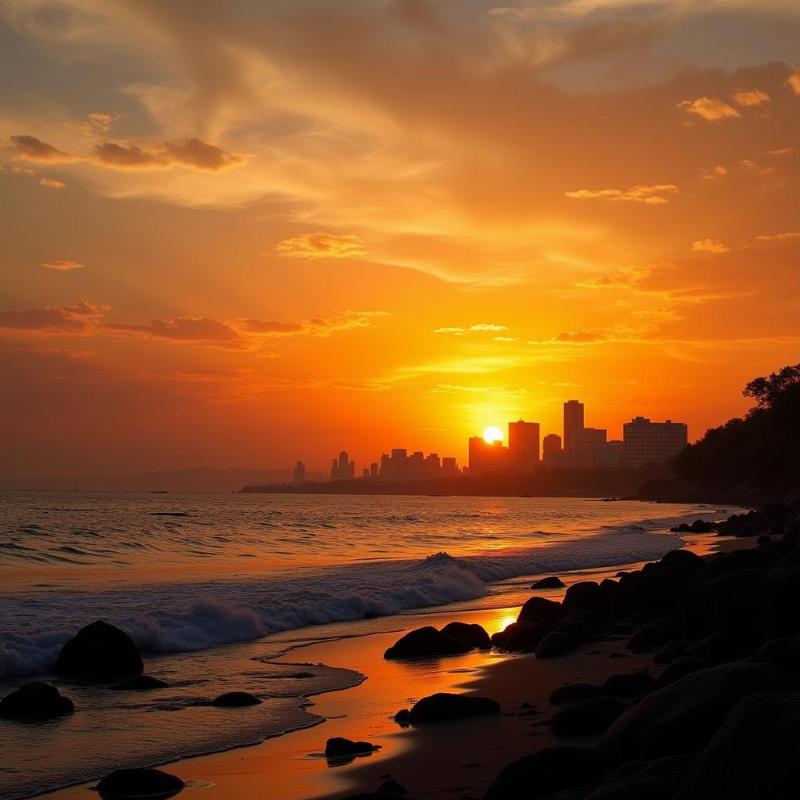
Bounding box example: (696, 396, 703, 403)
(1, 0, 799, 478)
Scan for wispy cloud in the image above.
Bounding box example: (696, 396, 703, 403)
(41, 260, 83, 271)
(39, 177, 66, 189)
(565, 184, 678, 205)
(276, 233, 365, 260)
(10, 135, 75, 163)
(732, 89, 770, 108)
(678, 97, 740, 121)
(0, 303, 102, 332)
(691, 238, 730, 254)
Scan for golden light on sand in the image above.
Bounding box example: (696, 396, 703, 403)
(483, 426, 504, 445)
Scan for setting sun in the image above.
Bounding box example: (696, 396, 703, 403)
(483, 426, 504, 445)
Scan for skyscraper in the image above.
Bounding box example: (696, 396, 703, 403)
(292, 460, 306, 486)
(622, 417, 688, 468)
(563, 400, 585, 465)
(508, 420, 540, 472)
(542, 433, 562, 468)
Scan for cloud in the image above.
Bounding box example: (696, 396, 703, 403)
(104, 316, 242, 344)
(237, 319, 305, 334)
(691, 238, 730, 254)
(92, 139, 242, 171)
(276, 233, 366, 260)
(678, 97, 741, 121)
(39, 177, 65, 189)
(754, 232, 800, 244)
(493, 336, 516, 342)
(565, 184, 678, 205)
(0, 303, 101, 332)
(9, 135, 74, 163)
(732, 89, 770, 108)
(701, 165, 729, 180)
(86, 112, 114, 132)
(433, 326, 466, 335)
(470, 323, 508, 332)
(555, 330, 607, 343)
(787, 65, 800, 95)
(41, 260, 83, 271)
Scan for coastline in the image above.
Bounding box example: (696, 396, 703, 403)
(32, 530, 731, 800)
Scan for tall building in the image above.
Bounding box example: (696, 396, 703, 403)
(292, 460, 306, 486)
(330, 450, 355, 481)
(575, 427, 607, 469)
(542, 433, 562, 468)
(508, 420, 540, 472)
(622, 417, 688, 468)
(469, 436, 508, 475)
(563, 400, 585, 464)
(441, 456, 458, 476)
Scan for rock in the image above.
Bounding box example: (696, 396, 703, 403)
(407, 692, 500, 724)
(563, 581, 613, 615)
(549, 683, 600, 706)
(0, 682, 74, 720)
(659, 549, 706, 569)
(482, 746, 614, 800)
(599, 662, 797, 760)
(384, 626, 471, 659)
(654, 640, 690, 664)
(325, 737, 380, 759)
(588, 754, 697, 800)
(536, 631, 578, 659)
(551, 619, 593, 641)
(600, 671, 653, 698)
(684, 631, 747, 664)
(517, 596, 566, 627)
(671, 519, 716, 533)
(619, 567, 699, 618)
(55, 620, 143, 681)
(211, 691, 261, 707)
(626, 621, 671, 653)
(96, 768, 184, 799)
(393, 709, 410, 725)
(746, 634, 800, 675)
(493, 622, 548, 652)
(551, 697, 628, 737)
(653, 657, 709, 689)
(377, 778, 406, 796)
(114, 675, 168, 691)
(673, 692, 800, 800)
(440, 621, 491, 650)
(532, 576, 565, 589)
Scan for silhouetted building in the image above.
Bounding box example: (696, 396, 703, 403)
(563, 400, 585, 465)
(542, 433, 563, 468)
(292, 460, 306, 486)
(330, 450, 355, 481)
(601, 440, 623, 468)
(370, 462, 379, 479)
(622, 417, 688, 468)
(508, 420, 540, 472)
(362, 467, 370, 479)
(442, 456, 458, 476)
(576, 427, 607, 469)
(469, 435, 508, 475)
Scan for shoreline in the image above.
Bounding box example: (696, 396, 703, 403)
(29, 529, 733, 800)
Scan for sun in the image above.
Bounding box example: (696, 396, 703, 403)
(483, 426, 504, 445)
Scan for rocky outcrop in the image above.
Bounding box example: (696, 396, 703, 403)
(0, 682, 74, 720)
(96, 768, 184, 799)
(384, 626, 472, 659)
(55, 620, 143, 681)
(211, 691, 261, 707)
(406, 692, 500, 724)
(325, 737, 380, 759)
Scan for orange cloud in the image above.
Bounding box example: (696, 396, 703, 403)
(0, 303, 101, 332)
(41, 260, 83, 271)
(565, 184, 678, 205)
(754, 232, 800, 244)
(678, 97, 741, 121)
(555, 330, 608, 343)
(39, 177, 66, 189)
(162, 138, 242, 171)
(105, 317, 242, 344)
(93, 142, 165, 169)
(691, 239, 730, 254)
(787, 65, 800, 95)
(276, 233, 365, 260)
(732, 89, 770, 107)
(92, 139, 241, 171)
(10, 135, 75, 163)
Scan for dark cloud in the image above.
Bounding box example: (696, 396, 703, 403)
(237, 319, 305, 334)
(162, 138, 242, 171)
(93, 142, 165, 169)
(0, 303, 101, 332)
(93, 139, 241, 171)
(10, 135, 74, 163)
(104, 316, 242, 344)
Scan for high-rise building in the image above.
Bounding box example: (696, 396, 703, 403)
(622, 417, 688, 468)
(442, 456, 458, 476)
(469, 436, 508, 475)
(292, 460, 306, 486)
(575, 427, 607, 468)
(542, 433, 563, 468)
(508, 420, 540, 472)
(563, 400, 585, 464)
(370, 462, 379, 479)
(330, 450, 355, 481)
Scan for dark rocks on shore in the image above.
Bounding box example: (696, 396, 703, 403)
(482, 746, 614, 800)
(384, 626, 473, 659)
(492, 622, 548, 652)
(55, 620, 143, 681)
(407, 692, 500, 724)
(599, 661, 797, 760)
(325, 737, 381, 759)
(549, 683, 600, 706)
(588, 754, 698, 800)
(671, 519, 717, 533)
(0, 681, 74, 720)
(600, 671, 653, 698)
(626, 620, 673, 652)
(562, 581, 615, 616)
(673, 692, 800, 800)
(440, 621, 492, 650)
(393, 709, 410, 725)
(96, 768, 184, 799)
(531, 576, 565, 589)
(536, 631, 578, 659)
(114, 675, 169, 691)
(550, 696, 628, 737)
(653, 657, 709, 689)
(518, 596, 567, 627)
(211, 691, 262, 707)
(653, 640, 691, 663)
(746, 634, 800, 676)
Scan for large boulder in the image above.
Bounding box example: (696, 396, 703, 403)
(563, 582, 614, 615)
(674, 692, 800, 800)
(746, 634, 800, 676)
(211, 691, 261, 707)
(325, 737, 380, 759)
(601, 671, 653, 698)
(492, 622, 548, 652)
(653, 657, 709, 689)
(550, 683, 600, 706)
(0, 682, 74, 720)
(599, 662, 797, 760)
(517, 596, 566, 627)
(619, 567, 699, 618)
(96, 768, 184, 799)
(407, 692, 500, 724)
(588, 754, 697, 800)
(551, 697, 628, 737)
(384, 626, 471, 659)
(536, 631, 578, 659)
(114, 675, 168, 691)
(531, 576, 565, 589)
(440, 621, 491, 650)
(482, 746, 614, 800)
(55, 621, 143, 681)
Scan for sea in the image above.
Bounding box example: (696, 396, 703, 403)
(0, 492, 729, 799)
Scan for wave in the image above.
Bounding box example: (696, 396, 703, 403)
(0, 526, 686, 678)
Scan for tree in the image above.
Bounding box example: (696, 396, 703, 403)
(743, 363, 800, 410)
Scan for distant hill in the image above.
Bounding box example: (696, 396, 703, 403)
(0, 467, 314, 494)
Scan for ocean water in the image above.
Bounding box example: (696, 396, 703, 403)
(0, 492, 727, 799)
